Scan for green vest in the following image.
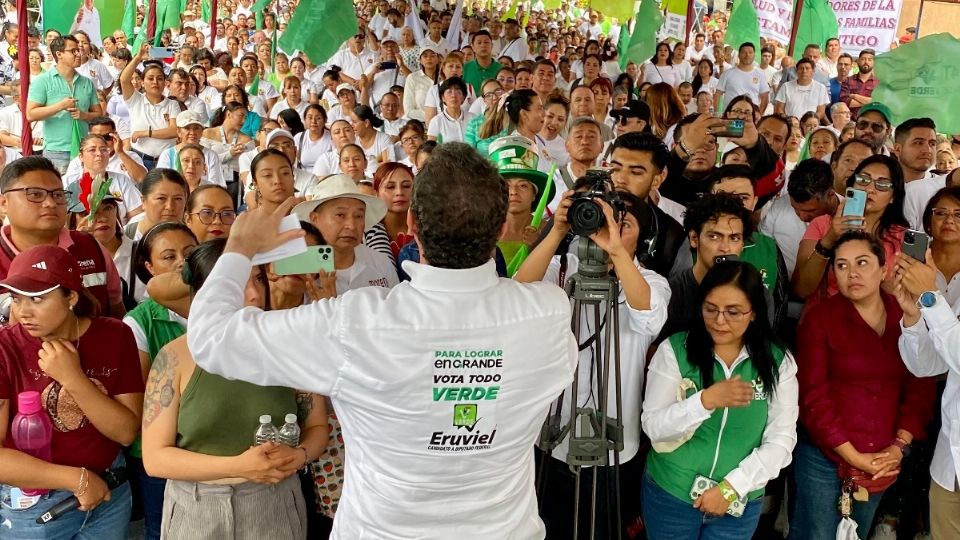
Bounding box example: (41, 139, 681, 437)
(646, 332, 785, 503)
(126, 299, 187, 361)
(127, 299, 187, 458)
(177, 367, 298, 457)
(741, 233, 779, 292)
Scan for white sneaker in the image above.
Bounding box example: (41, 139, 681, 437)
(870, 523, 897, 540)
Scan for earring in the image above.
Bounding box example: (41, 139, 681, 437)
(69, 304, 75, 311)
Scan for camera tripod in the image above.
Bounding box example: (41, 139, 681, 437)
(537, 237, 626, 540)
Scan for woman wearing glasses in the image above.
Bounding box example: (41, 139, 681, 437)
(794, 155, 910, 310)
(791, 231, 934, 539)
(397, 120, 426, 172)
(642, 261, 798, 539)
(467, 79, 507, 156)
(184, 185, 235, 243)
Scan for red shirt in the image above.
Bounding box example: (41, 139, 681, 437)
(840, 73, 879, 118)
(0, 318, 144, 471)
(797, 293, 936, 461)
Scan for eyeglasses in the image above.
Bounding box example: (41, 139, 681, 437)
(62, 48, 78, 55)
(2, 187, 69, 204)
(482, 89, 504, 99)
(856, 120, 886, 134)
(190, 209, 237, 225)
(728, 108, 753, 118)
(400, 135, 422, 145)
(269, 141, 296, 150)
(931, 208, 960, 221)
(854, 173, 893, 192)
(701, 304, 752, 322)
(82, 147, 110, 155)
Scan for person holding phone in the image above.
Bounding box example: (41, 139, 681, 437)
(642, 261, 797, 539)
(119, 45, 180, 171)
(792, 231, 935, 539)
(793, 155, 909, 311)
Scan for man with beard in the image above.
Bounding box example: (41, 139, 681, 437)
(853, 102, 892, 154)
(840, 49, 877, 119)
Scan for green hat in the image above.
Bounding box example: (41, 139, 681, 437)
(488, 136, 556, 210)
(858, 102, 893, 125)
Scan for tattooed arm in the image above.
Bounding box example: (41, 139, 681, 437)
(141, 337, 296, 483)
(265, 392, 329, 472)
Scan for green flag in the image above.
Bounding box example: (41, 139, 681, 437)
(121, 0, 136, 39)
(251, 0, 271, 11)
(201, 0, 212, 23)
(623, 0, 663, 66)
(70, 120, 83, 160)
(249, 72, 260, 97)
(724, 0, 761, 50)
(872, 33, 960, 133)
(590, 0, 634, 21)
(617, 19, 632, 70)
(279, 0, 359, 67)
(792, 0, 839, 53)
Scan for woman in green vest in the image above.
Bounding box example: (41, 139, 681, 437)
(642, 261, 799, 539)
(141, 238, 329, 539)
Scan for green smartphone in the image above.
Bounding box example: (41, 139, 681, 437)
(273, 246, 335, 276)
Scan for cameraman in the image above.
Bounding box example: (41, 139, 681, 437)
(515, 186, 671, 539)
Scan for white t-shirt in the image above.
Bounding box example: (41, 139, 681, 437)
(269, 99, 309, 120)
(78, 58, 113, 91)
(775, 80, 830, 118)
(311, 150, 342, 178)
(717, 66, 771, 105)
(904, 174, 947, 231)
(295, 130, 334, 171)
(643, 62, 681, 87)
(427, 110, 473, 143)
(759, 194, 810, 277)
(327, 48, 378, 80)
(124, 92, 181, 157)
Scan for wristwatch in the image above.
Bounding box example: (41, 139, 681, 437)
(918, 291, 939, 309)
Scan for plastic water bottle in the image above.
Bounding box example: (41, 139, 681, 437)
(11, 391, 52, 496)
(254, 415, 278, 445)
(278, 414, 301, 447)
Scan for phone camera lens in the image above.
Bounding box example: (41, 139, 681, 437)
(905, 232, 915, 242)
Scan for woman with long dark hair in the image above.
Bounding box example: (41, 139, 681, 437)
(691, 58, 719, 99)
(642, 261, 798, 539)
(795, 154, 910, 308)
(643, 41, 681, 87)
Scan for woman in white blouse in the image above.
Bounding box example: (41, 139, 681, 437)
(643, 42, 681, 88)
(403, 47, 441, 122)
(120, 44, 180, 170)
(427, 77, 473, 144)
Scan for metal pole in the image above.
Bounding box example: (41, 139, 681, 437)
(18, 0, 30, 155)
(915, 0, 925, 39)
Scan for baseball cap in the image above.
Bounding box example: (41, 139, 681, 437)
(420, 45, 442, 57)
(265, 128, 295, 146)
(858, 102, 892, 125)
(0, 245, 83, 296)
(336, 83, 357, 96)
(610, 100, 651, 122)
(176, 110, 206, 128)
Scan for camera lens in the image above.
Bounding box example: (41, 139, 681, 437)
(905, 232, 915, 242)
(569, 198, 605, 237)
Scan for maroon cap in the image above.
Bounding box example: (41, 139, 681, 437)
(0, 245, 83, 297)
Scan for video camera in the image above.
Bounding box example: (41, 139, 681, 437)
(567, 169, 626, 237)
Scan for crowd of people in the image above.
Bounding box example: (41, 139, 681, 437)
(0, 0, 957, 539)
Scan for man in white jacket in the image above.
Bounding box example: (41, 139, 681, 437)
(187, 142, 578, 539)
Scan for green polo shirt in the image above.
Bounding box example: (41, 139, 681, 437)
(27, 68, 98, 152)
(463, 59, 502, 95)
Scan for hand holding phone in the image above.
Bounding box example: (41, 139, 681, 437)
(901, 229, 930, 263)
(274, 246, 335, 276)
(712, 119, 745, 138)
(842, 188, 867, 228)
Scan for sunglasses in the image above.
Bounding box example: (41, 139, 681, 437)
(856, 120, 886, 134)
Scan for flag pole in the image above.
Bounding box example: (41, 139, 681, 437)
(788, 0, 805, 57)
(915, 0, 925, 39)
(210, 0, 219, 49)
(17, 0, 30, 155)
(146, 0, 158, 46)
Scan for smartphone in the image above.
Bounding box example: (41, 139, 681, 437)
(843, 188, 867, 219)
(274, 246, 335, 276)
(149, 47, 175, 59)
(901, 229, 930, 263)
(714, 254, 740, 265)
(379, 61, 397, 70)
(713, 119, 745, 138)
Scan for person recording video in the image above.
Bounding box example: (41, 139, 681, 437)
(515, 174, 670, 539)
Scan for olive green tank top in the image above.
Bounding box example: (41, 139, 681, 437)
(176, 366, 299, 457)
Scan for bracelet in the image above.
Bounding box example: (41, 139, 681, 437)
(814, 240, 833, 259)
(718, 479, 740, 503)
(297, 446, 309, 468)
(678, 137, 693, 157)
(76, 467, 89, 497)
(892, 437, 910, 451)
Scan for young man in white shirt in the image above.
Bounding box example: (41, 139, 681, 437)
(774, 58, 829, 121)
(715, 42, 770, 113)
(187, 144, 577, 538)
(420, 19, 451, 57)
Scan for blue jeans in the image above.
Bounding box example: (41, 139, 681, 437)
(788, 438, 884, 540)
(127, 455, 165, 540)
(641, 473, 762, 540)
(41, 150, 71, 176)
(0, 478, 132, 540)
